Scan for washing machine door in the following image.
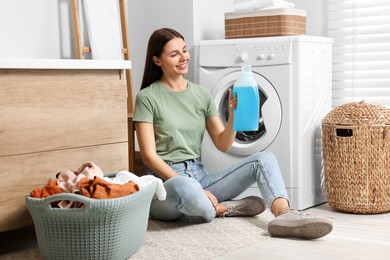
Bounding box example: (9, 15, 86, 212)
(211, 71, 282, 156)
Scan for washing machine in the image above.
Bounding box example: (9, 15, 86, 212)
(198, 35, 332, 210)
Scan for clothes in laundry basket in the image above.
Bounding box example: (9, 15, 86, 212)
(56, 161, 105, 194)
(30, 179, 63, 198)
(105, 170, 166, 200)
(29, 161, 166, 208)
(77, 176, 139, 199)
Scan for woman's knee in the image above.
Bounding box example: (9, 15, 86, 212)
(164, 176, 202, 196)
(253, 151, 279, 166)
(164, 176, 215, 221)
(249, 151, 282, 178)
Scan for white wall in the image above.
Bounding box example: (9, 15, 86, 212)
(289, 0, 328, 36)
(0, 0, 73, 59)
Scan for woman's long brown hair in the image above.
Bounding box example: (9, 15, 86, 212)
(140, 28, 185, 90)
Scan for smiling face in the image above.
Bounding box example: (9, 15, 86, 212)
(153, 37, 190, 78)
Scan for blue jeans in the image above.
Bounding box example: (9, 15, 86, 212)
(148, 151, 289, 222)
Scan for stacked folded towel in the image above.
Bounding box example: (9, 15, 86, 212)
(234, 0, 295, 11)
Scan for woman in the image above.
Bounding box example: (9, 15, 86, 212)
(133, 28, 333, 240)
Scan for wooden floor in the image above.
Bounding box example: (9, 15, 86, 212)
(1, 203, 389, 259)
(217, 203, 390, 260)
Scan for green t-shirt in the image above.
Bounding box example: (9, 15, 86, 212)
(133, 81, 218, 163)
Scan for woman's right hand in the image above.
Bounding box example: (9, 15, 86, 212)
(204, 189, 229, 217)
(204, 189, 218, 209)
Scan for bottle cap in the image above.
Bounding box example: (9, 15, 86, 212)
(242, 64, 252, 72)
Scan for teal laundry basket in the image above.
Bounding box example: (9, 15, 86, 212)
(26, 180, 156, 260)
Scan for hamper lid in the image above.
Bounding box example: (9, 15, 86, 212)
(322, 101, 390, 125)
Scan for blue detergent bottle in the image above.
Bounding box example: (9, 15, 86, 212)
(232, 64, 259, 131)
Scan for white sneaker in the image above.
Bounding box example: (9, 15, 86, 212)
(268, 210, 333, 239)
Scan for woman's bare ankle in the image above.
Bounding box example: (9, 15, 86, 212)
(271, 198, 290, 216)
(215, 203, 228, 217)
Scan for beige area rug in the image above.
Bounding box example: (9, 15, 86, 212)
(130, 209, 274, 260)
(0, 209, 274, 260)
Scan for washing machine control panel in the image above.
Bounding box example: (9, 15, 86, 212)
(235, 42, 291, 66)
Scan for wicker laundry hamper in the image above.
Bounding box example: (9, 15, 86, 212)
(322, 101, 390, 214)
(26, 180, 156, 260)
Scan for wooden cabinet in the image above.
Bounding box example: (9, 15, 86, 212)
(0, 60, 130, 232)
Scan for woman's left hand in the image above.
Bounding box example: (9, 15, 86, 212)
(205, 88, 237, 153)
(228, 88, 238, 113)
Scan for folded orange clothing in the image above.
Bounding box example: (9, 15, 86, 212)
(30, 180, 63, 198)
(78, 176, 139, 199)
